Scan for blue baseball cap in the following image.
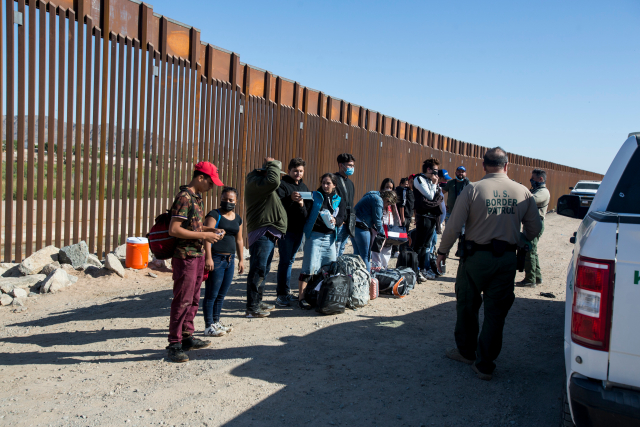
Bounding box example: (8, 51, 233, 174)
(438, 169, 452, 180)
(457, 166, 466, 171)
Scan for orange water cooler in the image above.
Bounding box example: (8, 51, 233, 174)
(125, 237, 149, 269)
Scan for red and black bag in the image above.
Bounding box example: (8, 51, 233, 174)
(147, 211, 176, 260)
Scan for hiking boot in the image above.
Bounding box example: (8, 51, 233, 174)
(259, 303, 275, 312)
(276, 296, 292, 307)
(445, 348, 474, 365)
(298, 299, 312, 310)
(204, 324, 226, 337)
(285, 294, 298, 302)
(536, 278, 543, 285)
(182, 335, 211, 351)
(516, 280, 536, 288)
(471, 363, 493, 381)
(245, 309, 271, 318)
(166, 343, 189, 363)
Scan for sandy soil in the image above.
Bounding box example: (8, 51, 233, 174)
(0, 212, 581, 427)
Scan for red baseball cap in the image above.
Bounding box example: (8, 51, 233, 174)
(194, 162, 224, 186)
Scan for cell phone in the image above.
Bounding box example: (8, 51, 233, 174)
(298, 192, 313, 200)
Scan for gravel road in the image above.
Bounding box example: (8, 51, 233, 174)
(0, 212, 581, 426)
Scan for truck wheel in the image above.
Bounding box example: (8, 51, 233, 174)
(561, 380, 575, 427)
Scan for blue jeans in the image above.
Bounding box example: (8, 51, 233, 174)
(424, 229, 438, 270)
(336, 225, 353, 257)
(352, 227, 372, 270)
(276, 231, 304, 297)
(203, 253, 235, 327)
(301, 232, 336, 276)
(246, 235, 276, 312)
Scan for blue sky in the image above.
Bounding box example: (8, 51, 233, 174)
(150, 0, 638, 175)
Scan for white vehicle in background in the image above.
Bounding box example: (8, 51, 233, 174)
(569, 180, 602, 209)
(561, 133, 640, 426)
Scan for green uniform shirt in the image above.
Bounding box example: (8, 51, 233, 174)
(170, 185, 205, 259)
(532, 184, 551, 219)
(438, 172, 542, 254)
(443, 178, 470, 212)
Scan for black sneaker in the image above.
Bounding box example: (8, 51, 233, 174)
(298, 299, 312, 310)
(166, 343, 189, 363)
(181, 335, 211, 351)
(536, 278, 543, 285)
(516, 280, 536, 288)
(245, 309, 271, 318)
(259, 302, 275, 311)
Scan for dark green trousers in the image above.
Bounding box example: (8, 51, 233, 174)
(524, 219, 545, 283)
(454, 250, 517, 374)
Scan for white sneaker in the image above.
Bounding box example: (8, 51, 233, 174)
(417, 271, 427, 283)
(204, 324, 226, 337)
(424, 270, 437, 280)
(215, 321, 233, 334)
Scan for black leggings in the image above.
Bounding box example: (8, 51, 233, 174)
(413, 214, 436, 269)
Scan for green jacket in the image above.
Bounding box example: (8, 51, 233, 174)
(244, 160, 288, 234)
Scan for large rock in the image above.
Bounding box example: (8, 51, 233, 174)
(19, 245, 59, 275)
(11, 287, 27, 298)
(85, 254, 102, 268)
(113, 244, 127, 260)
(0, 294, 12, 306)
(58, 241, 89, 268)
(0, 275, 47, 293)
(0, 262, 18, 269)
(105, 253, 125, 278)
(40, 269, 73, 294)
(41, 262, 61, 276)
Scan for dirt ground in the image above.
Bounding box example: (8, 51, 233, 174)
(0, 212, 581, 427)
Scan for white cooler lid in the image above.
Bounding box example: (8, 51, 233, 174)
(126, 237, 149, 244)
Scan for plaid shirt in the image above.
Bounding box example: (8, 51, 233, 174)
(170, 185, 204, 259)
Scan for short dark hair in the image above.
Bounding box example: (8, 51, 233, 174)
(484, 147, 509, 168)
(337, 153, 355, 164)
(380, 190, 398, 205)
(400, 177, 408, 185)
(221, 186, 238, 197)
(288, 157, 306, 171)
(193, 170, 210, 180)
(320, 172, 339, 186)
(532, 169, 547, 182)
(380, 178, 395, 192)
(422, 158, 440, 173)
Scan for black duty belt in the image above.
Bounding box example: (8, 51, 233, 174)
(471, 241, 517, 253)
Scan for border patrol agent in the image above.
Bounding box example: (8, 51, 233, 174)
(436, 147, 542, 380)
(517, 169, 550, 287)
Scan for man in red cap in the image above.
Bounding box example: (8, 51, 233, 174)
(166, 161, 225, 363)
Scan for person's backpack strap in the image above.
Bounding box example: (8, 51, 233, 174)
(214, 209, 221, 229)
(336, 177, 351, 210)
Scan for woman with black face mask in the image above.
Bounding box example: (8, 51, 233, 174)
(202, 187, 244, 337)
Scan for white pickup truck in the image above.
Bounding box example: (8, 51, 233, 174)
(569, 180, 601, 208)
(562, 133, 640, 426)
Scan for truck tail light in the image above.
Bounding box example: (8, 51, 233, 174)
(571, 256, 614, 351)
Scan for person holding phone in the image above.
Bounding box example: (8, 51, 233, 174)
(297, 173, 345, 309)
(275, 158, 311, 307)
(202, 187, 244, 337)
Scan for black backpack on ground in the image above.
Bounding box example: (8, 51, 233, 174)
(305, 273, 326, 308)
(316, 275, 353, 315)
(397, 246, 420, 275)
(396, 267, 417, 291)
(373, 269, 409, 298)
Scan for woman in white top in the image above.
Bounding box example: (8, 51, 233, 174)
(371, 179, 401, 269)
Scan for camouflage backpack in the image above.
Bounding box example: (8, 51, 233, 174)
(336, 254, 371, 308)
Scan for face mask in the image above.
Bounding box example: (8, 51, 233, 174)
(530, 179, 542, 188)
(345, 166, 354, 176)
(220, 202, 235, 212)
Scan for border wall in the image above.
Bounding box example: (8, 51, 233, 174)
(0, 0, 602, 261)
